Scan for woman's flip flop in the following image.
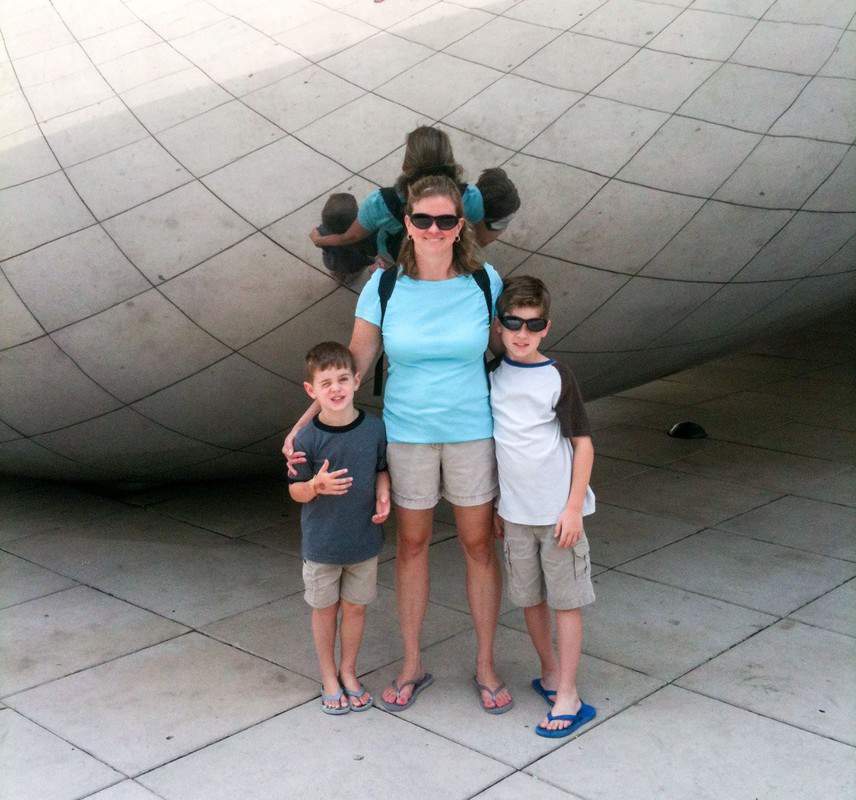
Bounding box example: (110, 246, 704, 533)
(473, 676, 514, 715)
(379, 673, 434, 712)
(320, 688, 349, 715)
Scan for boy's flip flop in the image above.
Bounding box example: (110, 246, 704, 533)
(379, 673, 434, 712)
(320, 688, 350, 715)
(343, 683, 374, 712)
(531, 678, 556, 706)
(473, 677, 514, 715)
(535, 702, 596, 738)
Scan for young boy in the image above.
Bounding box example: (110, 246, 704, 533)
(489, 275, 597, 738)
(288, 341, 390, 714)
(317, 193, 376, 284)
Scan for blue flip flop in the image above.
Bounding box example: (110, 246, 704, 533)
(531, 677, 556, 706)
(535, 702, 596, 738)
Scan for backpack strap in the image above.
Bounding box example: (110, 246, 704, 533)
(379, 187, 406, 264)
(373, 266, 399, 396)
(472, 266, 493, 322)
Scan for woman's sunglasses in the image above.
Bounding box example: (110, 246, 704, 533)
(499, 315, 548, 332)
(408, 213, 461, 230)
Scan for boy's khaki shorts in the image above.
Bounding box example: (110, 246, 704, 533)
(302, 556, 378, 609)
(502, 522, 595, 610)
(387, 439, 498, 510)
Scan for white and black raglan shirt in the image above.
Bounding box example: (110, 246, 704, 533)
(490, 356, 596, 526)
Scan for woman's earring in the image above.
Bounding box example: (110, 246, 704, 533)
(454, 234, 461, 243)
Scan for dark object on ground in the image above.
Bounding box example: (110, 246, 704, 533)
(668, 421, 709, 439)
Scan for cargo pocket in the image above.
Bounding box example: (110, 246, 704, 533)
(572, 538, 590, 579)
(502, 537, 513, 582)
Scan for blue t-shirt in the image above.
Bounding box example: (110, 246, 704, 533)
(357, 184, 485, 261)
(355, 263, 503, 444)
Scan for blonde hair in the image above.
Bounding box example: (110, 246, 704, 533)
(398, 175, 481, 278)
(395, 126, 462, 195)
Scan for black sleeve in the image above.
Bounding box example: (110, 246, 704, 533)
(553, 361, 591, 439)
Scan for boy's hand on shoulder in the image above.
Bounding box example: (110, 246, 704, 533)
(313, 459, 352, 496)
(493, 511, 504, 539)
(309, 227, 323, 246)
(555, 508, 583, 548)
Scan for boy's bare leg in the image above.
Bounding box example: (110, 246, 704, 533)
(454, 501, 512, 710)
(382, 506, 433, 706)
(523, 601, 558, 702)
(339, 599, 370, 707)
(541, 607, 583, 731)
(312, 602, 347, 710)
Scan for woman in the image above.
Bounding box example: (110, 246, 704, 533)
(309, 126, 493, 264)
(285, 175, 512, 713)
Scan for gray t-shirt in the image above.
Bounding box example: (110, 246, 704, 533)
(289, 410, 387, 564)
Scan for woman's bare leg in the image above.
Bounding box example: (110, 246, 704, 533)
(381, 505, 433, 706)
(454, 501, 512, 710)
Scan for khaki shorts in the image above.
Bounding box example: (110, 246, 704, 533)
(302, 556, 378, 608)
(387, 439, 498, 510)
(502, 522, 595, 610)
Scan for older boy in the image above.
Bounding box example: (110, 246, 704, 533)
(489, 276, 597, 738)
(289, 341, 390, 714)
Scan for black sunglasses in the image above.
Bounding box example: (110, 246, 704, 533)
(408, 213, 461, 230)
(499, 315, 548, 332)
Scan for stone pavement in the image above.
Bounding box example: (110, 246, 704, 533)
(2, 310, 856, 799)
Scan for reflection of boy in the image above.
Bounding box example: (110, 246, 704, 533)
(288, 341, 390, 715)
(489, 275, 597, 739)
(318, 193, 376, 283)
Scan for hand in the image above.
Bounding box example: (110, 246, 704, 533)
(372, 492, 390, 524)
(554, 508, 583, 549)
(313, 459, 352, 496)
(309, 227, 323, 246)
(282, 429, 306, 478)
(493, 511, 504, 539)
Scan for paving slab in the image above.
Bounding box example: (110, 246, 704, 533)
(139, 700, 511, 800)
(619, 528, 856, 615)
(473, 772, 575, 799)
(567, 571, 775, 680)
(6, 632, 317, 776)
(669, 440, 852, 494)
(719, 495, 856, 561)
(573, 0, 681, 46)
(0, 552, 76, 609)
(320, 32, 433, 91)
(446, 15, 558, 72)
(524, 95, 666, 177)
(86, 782, 163, 800)
(528, 686, 856, 800)
(300, 93, 428, 173)
(389, 3, 493, 50)
(202, 134, 350, 227)
(203, 584, 472, 680)
(445, 75, 581, 151)
(678, 620, 856, 745)
(0, 585, 187, 697)
(597, 467, 781, 527)
(6, 509, 305, 627)
(0, 708, 122, 800)
(542, 182, 703, 275)
(791, 578, 856, 638)
(364, 625, 663, 768)
(2, 225, 150, 332)
(102, 181, 255, 284)
(378, 52, 501, 121)
(589, 424, 708, 466)
(584, 503, 700, 566)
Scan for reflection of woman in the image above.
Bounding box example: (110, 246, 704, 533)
(286, 175, 512, 713)
(309, 126, 493, 265)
